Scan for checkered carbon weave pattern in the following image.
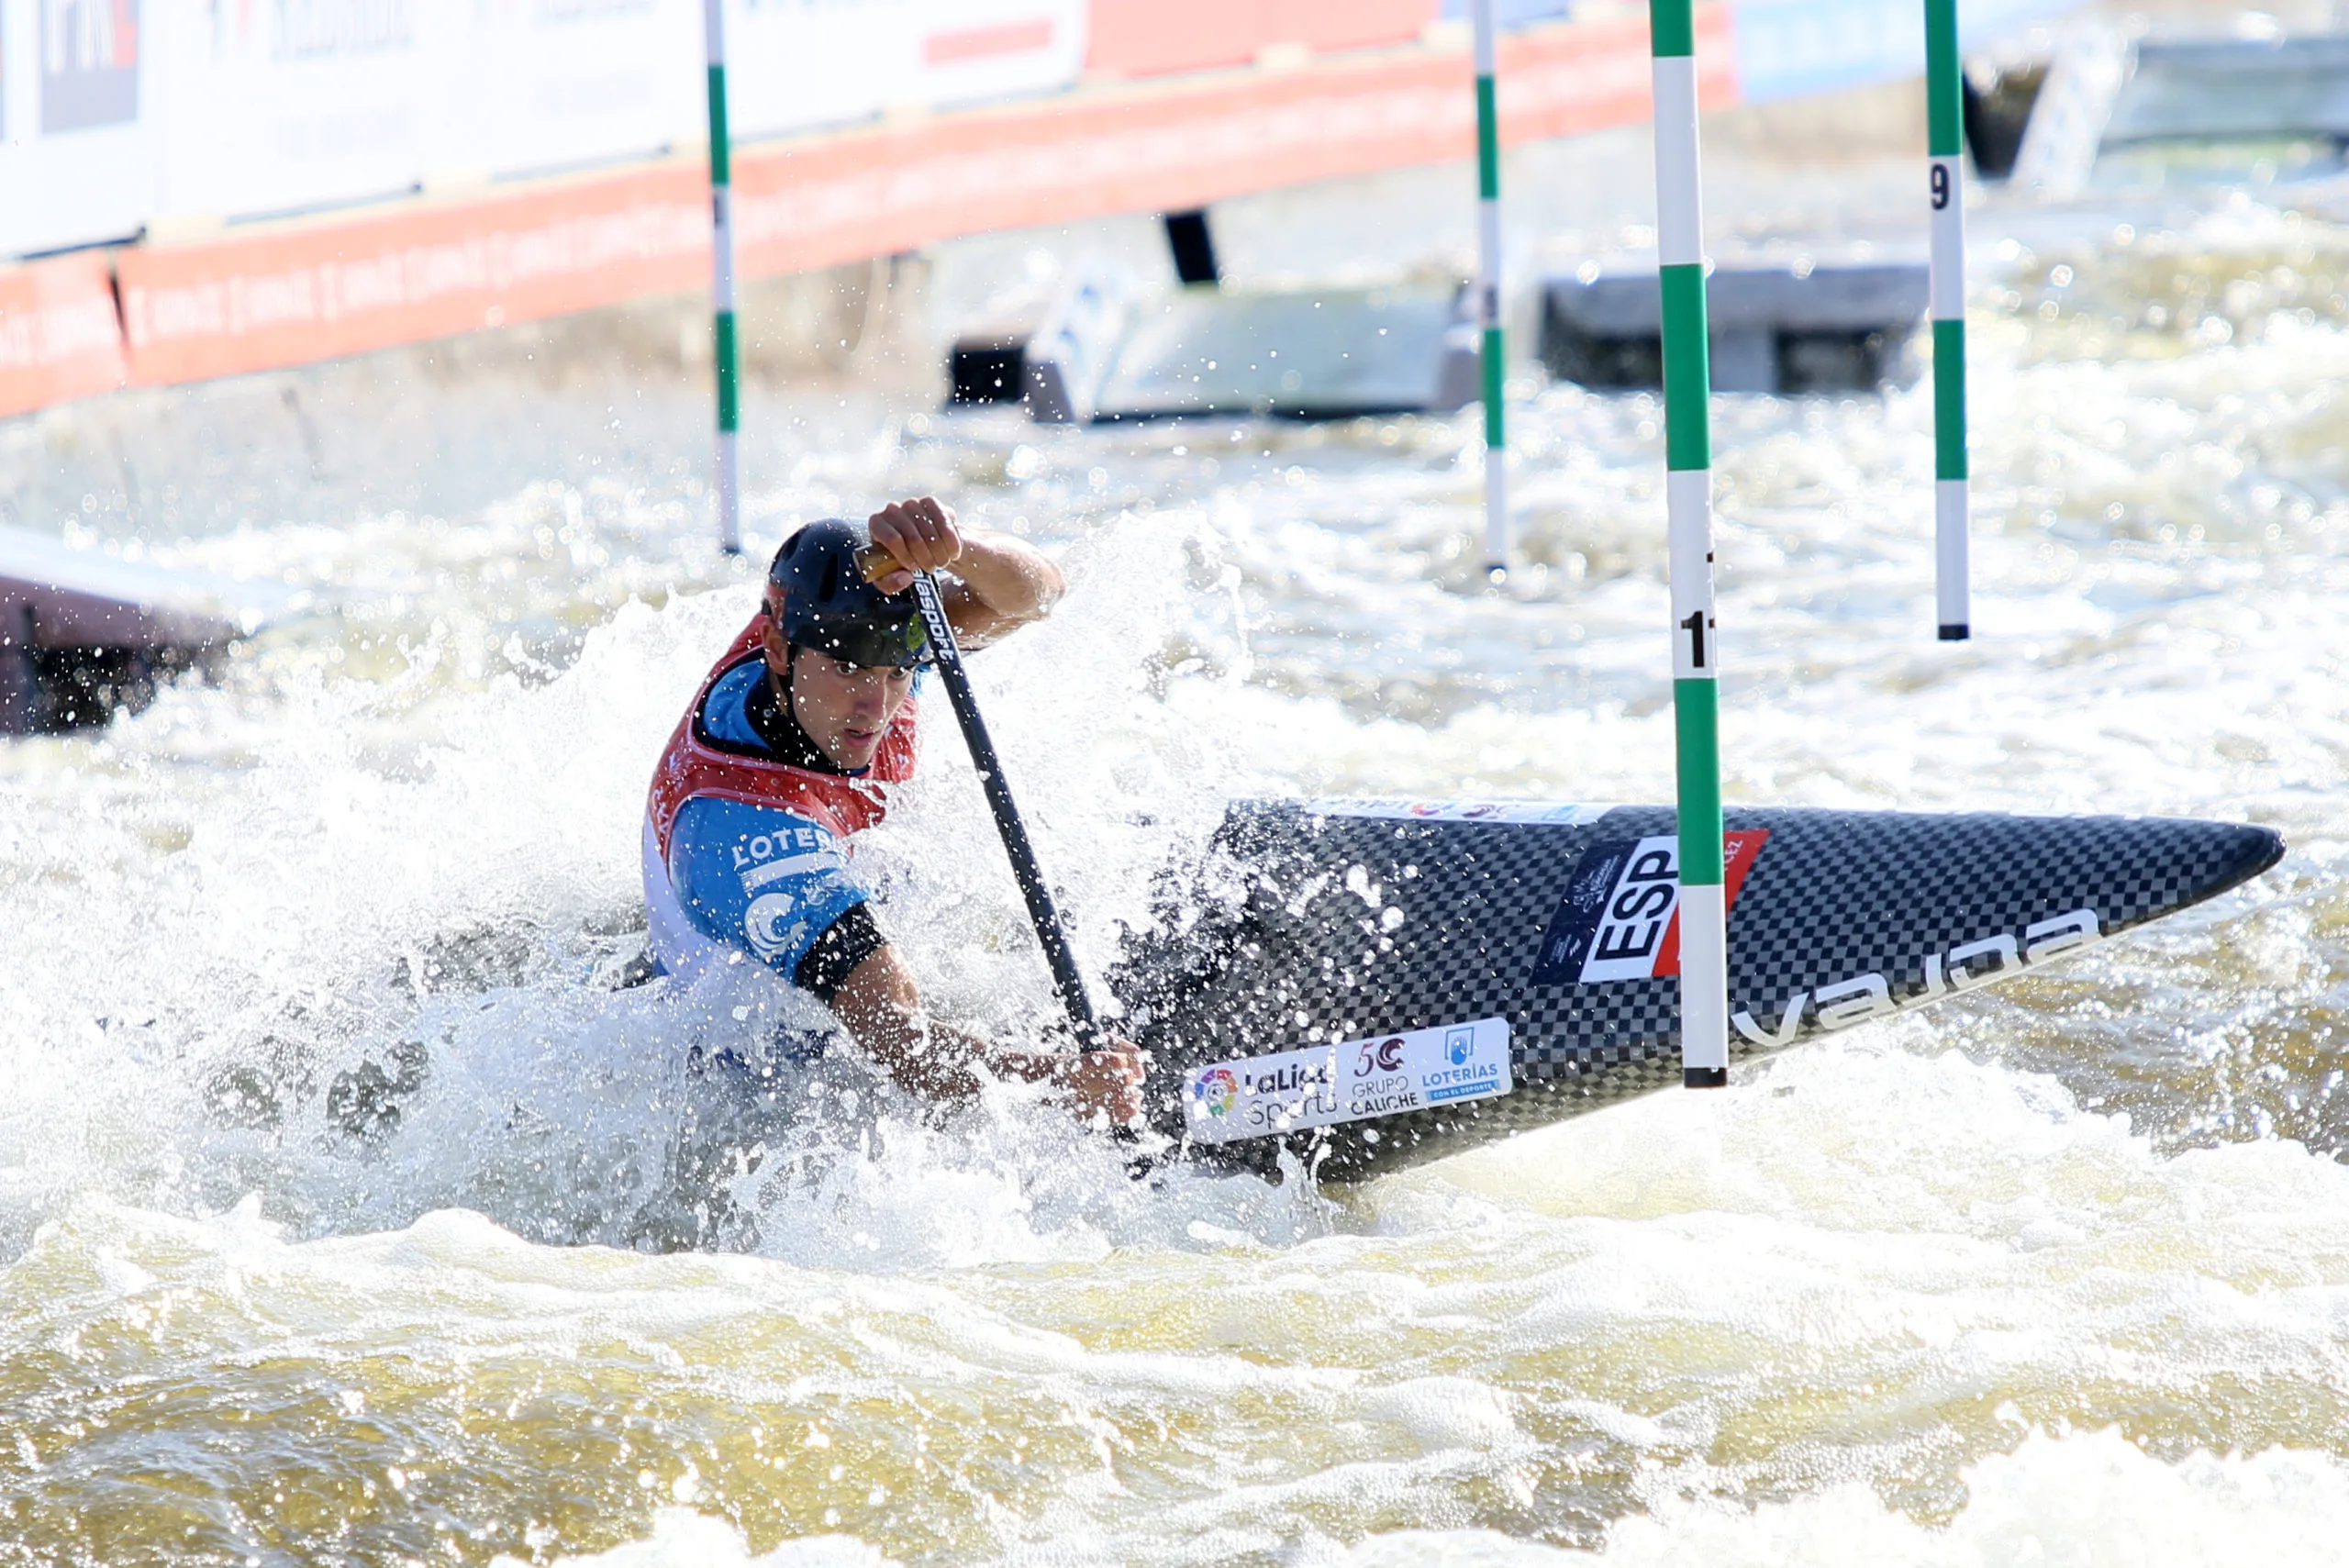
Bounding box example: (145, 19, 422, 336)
(1108, 803, 2282, 1181)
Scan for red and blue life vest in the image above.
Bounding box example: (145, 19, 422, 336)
(641, 615, 919, 984)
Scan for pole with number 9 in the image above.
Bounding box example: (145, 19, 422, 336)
(1927, 0, 1969, 639)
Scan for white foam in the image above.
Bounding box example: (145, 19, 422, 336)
(2, 164, 2346, 1564)
(491, 1508, 896, 1567)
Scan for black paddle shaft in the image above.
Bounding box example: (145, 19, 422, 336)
(903, 570, 1103, 1049)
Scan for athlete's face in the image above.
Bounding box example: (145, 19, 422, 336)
(780, 644, 914, 771)
(761, 590, 915, 769)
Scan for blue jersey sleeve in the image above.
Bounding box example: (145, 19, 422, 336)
(667, 797, 871, 985)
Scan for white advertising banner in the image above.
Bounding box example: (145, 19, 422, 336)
(726, 0, 926, 141)
(147, 0, 446, 225)
(150, 0, 712, 226)
(432, 0, 700, 183)
(911, 0, 1085, 114)
(726, 0, 1085, 142)
(6, 0, 1090, 256)
(0, 0, 157, 255)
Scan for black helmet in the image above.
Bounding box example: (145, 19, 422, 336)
(768, 518, 930, 669)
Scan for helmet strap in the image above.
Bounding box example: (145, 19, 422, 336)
(765, 645, 847, 775)
(777, 643, 806, 715)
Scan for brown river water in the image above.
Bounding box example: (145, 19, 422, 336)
(4, 73, 2349, 1565)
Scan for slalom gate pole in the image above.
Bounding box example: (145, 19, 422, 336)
(1646, 0, 1730, 1089)
(1927, 0, 1968, 638)
(1472, 0, 1510, 576)
(702, 0, 743, 556)
(860, 550, 1102, 1048)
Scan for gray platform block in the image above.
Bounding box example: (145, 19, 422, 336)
(1541, 257, 1927, 394)
(2103, 38, 2349, 150)
(947, 261, 1129, 424)
(1093, 284, 1478, 421)
(0, 526, 295, 735)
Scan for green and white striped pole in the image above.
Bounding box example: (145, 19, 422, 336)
(1648, 0, 1728, 1089)
(1471, 0, 1509, 576)
(1927, 0, 1967, 638)
(703, 0, 743, 555)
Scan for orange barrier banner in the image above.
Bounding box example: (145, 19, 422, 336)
(1086, 0, 1437, 79)
(1511, 6, 1739, 137)
(110, 8, 1731, 391)
(0, 253, 128, 418)
(731, 7, 1733, 278)
(119, 166, 708, 388)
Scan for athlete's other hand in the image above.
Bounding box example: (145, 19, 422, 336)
(867, 496, 962, 594)
(1054, 1039, 1148, 1128)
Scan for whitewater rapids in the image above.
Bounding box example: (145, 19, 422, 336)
(3, 105, 2348, 1563)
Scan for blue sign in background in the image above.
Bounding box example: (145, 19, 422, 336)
(1731, 0, 2090, 103)
(1440, 0, 1578, 29)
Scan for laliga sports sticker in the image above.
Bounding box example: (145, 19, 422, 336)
(1183, 1018, 1513, 1146)
(1530, 830, 1771, 985)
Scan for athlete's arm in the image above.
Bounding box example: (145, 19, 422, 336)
(864, 496, 1063, 650)
(829, 943, 1145, 1123)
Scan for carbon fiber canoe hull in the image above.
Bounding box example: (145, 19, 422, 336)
(1108, 802, 2285, 1181)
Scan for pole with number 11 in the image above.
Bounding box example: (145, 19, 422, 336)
(1645, 0, 1730, 1089)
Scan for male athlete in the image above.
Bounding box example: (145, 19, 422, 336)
(641, 498, 1145, 1129)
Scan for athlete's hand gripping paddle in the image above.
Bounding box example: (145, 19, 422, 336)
(858, 547, 1104, 1051)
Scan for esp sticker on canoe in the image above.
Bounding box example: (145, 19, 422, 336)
(1530, 830, 1771, 985)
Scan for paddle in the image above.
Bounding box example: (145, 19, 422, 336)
(857, 547, 1104, 1051)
